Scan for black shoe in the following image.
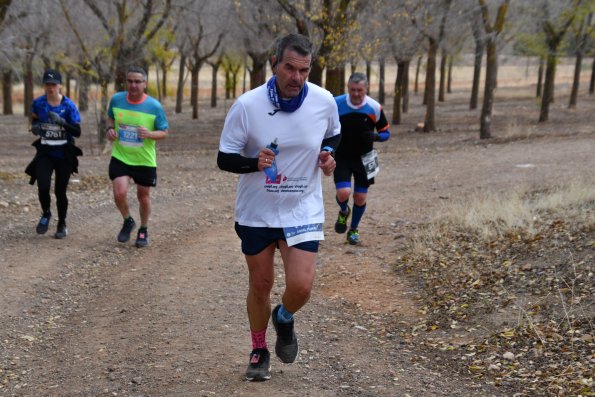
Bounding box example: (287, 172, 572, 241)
(245, 348, 271, 381)
(54, 223, 68, 239)
(271, 304, 299, 363)
(334, 207, 351, 234)
(36, 213, 51, 234)
(135, 228, 149, 248)
(117, 217, 136, 243)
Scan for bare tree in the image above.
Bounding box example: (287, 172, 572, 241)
(478, 0, 510, 139)
(60, 0, 171, 141)
(537, 0, 582, 122)
(234, 0, 287, 89)
(408, 0, 453, 132)
(277, 0, 367, 94)
(568, 11, 593, 108)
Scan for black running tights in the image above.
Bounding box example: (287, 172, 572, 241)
(36, 155, 73, 222)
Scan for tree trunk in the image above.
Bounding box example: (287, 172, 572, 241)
(568, 51, 582, 108)
(447, 56, 453, 93)
(175, 54, 185, 114)
(378, 57, 385, 105)
(589, 56, 594, 95)
(2, 70, 13, 115)
(161, 62, 168, 99)
(423, 39, 437, 132)
(438, 48, 447, 102)
(402, 60, 410, 113)
(242, 60, 247, 94)
(79, 72, 90, 112)
(414, 55, 421, 94)
(249, 54, 266, 89)
(539, 52, 556, 122)
(326, 66, 344, 96)
(210, 63, 219, 108)
(480, 39, 497, 140)
(365, 60, 371, 84)
(98, 80, 109, 144)
(191, 66, 200, 120)
(23, 60, 33, 118)
(309, 61, 323, 87)
(155, 64, 162, 102)
(470, 43, 483, 109)
(536, 57, 544, 97)
(65, 73, 71, 98)
(392, 61, 405, 125)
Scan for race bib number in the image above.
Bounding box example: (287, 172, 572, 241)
(40, 123, 66, 140)
(118, 124, 143, 147)
(283, 223, 324, 246)
(361, 149, 379, 179)
(39, 123, 67, 146)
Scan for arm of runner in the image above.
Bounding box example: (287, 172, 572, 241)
(217, 151, 259, 174)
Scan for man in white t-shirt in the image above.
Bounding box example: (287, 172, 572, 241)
(218, 33, 341, 381)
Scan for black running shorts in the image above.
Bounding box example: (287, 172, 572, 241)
(234, 223, 320, 255)
(109, 157, 157, 187)
(333, 154, 374, 188)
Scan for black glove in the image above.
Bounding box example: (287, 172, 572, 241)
(31, 124, 43, 136)
(48, 111, 66, 126)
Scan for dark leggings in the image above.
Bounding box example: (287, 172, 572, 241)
(36, 155, 73, 223)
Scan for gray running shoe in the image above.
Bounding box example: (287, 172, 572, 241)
(54, 223, 68, 239)
(135, 228, 149, 248)
(245, 348, 271, 381)
(271, 304, 299, 363)
(117, 217, 136, 243)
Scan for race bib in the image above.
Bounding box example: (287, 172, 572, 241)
(118, 124, 143, 147)
(40, 123, 67, 146)
(283, 223, 324, 246)
(361, 149, 379, 179)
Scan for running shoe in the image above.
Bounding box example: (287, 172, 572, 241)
(245, 348, 271, 381)
(36, 213, 51, 234)
(135, 228, 149, 248)
(271, 304, 299, 363)
(346, 229, 360, 245)
(54, 223, 68, 239)
(117, 217, 136, 243)
(334, 206, 351, 234)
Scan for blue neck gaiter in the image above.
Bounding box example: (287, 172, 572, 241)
(266, 76, 308, 113)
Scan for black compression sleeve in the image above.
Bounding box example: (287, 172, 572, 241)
(321, 134, 341, 152)
(63, 122, 81, 138)
(217, 151, 259, 174)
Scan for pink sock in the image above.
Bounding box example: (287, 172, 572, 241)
(251, 328, 268, 350)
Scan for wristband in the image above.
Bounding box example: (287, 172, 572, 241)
(321, 146, 334, 156)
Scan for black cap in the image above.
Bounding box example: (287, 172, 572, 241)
(42, 69, 62, 84)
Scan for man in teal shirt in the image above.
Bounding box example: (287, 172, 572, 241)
(105, 66, 169, 248)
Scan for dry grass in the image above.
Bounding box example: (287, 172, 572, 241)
(397, 180, 594, 396)
(412, 179, 595, 249)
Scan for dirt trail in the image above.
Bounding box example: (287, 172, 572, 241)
(0, 92, 593, 396)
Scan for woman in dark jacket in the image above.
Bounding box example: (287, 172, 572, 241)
(26, 69, 82, 239)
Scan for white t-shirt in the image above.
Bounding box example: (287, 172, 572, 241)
(219, 82, 341, 228)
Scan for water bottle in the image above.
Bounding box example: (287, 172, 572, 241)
(264, 138, 279, 180)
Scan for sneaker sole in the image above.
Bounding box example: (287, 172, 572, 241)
(245, 368, 272, 381)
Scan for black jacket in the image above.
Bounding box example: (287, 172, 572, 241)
(25, 138, 83, 185)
